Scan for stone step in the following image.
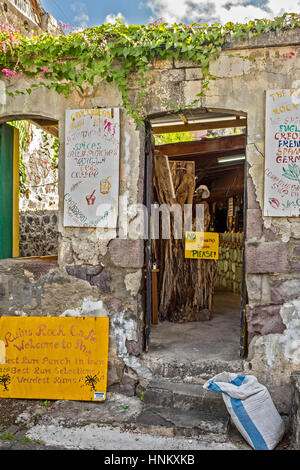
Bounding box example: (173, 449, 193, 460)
(135, 406, 229, 441)
(142, 379, 226, 415)
(141, 356, 245, 384)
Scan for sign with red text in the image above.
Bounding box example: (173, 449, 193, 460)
(0, 317, 109, 401)
(264, 89, 300, 216)
(64, 108, 120, 227)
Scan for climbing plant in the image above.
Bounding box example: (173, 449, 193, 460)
(41, 129, 59, 169)
(0, 13, 299, 122)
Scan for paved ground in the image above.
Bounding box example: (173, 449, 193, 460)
(149, 290, 242, 363)
(0, 392, 292, 451)
(0, 392, 249, 451)
(14, 424, 241, 451)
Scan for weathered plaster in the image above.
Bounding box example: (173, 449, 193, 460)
(0, 28, 300, 401)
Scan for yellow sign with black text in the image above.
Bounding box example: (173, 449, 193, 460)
(185, 232, 219, 259)
(0, 317, 109, 401)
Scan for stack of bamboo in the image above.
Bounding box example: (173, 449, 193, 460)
(153, 150, 217, 323)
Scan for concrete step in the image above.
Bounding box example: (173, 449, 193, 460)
(141, 355, 244, 384)
(135, 406, 229, 441)
(142, 379, 226, 414)
(134, 379, 230, 441)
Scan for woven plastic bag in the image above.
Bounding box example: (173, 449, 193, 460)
(203, 372, 285, 450)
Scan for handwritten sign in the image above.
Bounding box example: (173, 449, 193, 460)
(264, 89, 300, 216)
(64, 108, 120, 227)
(0, 317, 109, 401)
(185, 232, 219, 259)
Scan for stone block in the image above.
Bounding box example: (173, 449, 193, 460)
(174, 58, 195, 68)
(247, 176, 260, 210)
(182, 80, 202, 105)
(263, 225, 279, 241)
(66, 265, 112, 292)
(290, 261, 300, 272)
(271, 279, 300, 304)
(126, 338, 143, 356)
(90, 269, 112, 293)
(245, 242, 287, 274)
(185, 67, 203, 80)
(246, 304, 286, 335)
(109, 239, 144, 268)
(124, 270, 142, 296)
(209, 55, 247, 77)
(247, 208, 263, 239)
(153, 58, 174, 69)
(293, 246, 300, 258)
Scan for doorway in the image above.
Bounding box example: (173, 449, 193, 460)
(0, 117, 59, 262)
(145, 108, 248, 362)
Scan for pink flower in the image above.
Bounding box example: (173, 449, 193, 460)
(40, 66, 51, 76)
(1, 68, 13, 78)
(59, 21, 69, 30)
(1, 68, 22, 79)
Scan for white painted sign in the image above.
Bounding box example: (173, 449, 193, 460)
(64, 108, 120, 227)
(264, 89, 300, 216)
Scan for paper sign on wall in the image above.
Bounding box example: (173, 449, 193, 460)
(185, 232, 219, 259)
(0, 317, 109, 401)
(64, 108, 120, 227)
(264, 89, 300, 216)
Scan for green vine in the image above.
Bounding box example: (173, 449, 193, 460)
(0, 13, 299, 122)
(41, 129, 59, 169)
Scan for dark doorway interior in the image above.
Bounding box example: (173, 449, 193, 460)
(146, 109, 247, 361)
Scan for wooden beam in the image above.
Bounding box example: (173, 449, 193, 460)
(30, 119, 58, 126)
(42, 125, 59, 138)
(196, 163, 244, 176)
(29, 120, 59, 138)
(156, 134, 246, 157)
(152, 118, 247, 134)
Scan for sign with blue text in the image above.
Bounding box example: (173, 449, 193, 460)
(64, 108, 120, 227)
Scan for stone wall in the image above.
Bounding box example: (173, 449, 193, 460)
(19, 122, 58, 212)
(291, 371, 300, 449)
(216, 233, 243, 294)
(19, 210, 58, 257)
(0, 27, 300, 401)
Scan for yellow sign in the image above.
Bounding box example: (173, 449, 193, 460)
(0, 317, 109, 401)
(185, 232, 219, 259)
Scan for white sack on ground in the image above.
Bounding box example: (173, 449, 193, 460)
(203, 372, 285, 450)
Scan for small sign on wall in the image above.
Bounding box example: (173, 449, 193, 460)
(264, 89, 300, 216)
(0, 317, 109, 401)
(185, 232, 219, 259)
(64, 108, 120, 227)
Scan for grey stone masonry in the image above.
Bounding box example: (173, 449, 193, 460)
(19, 210, 58, 257)
(291, 371, 300, 450)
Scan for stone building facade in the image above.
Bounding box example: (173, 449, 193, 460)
(0, 28, 300, 412)
(1, 0, 62, 35)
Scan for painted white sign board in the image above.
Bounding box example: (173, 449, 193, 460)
(264, 89, 300, 216)
(64, 108, 120, 227)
